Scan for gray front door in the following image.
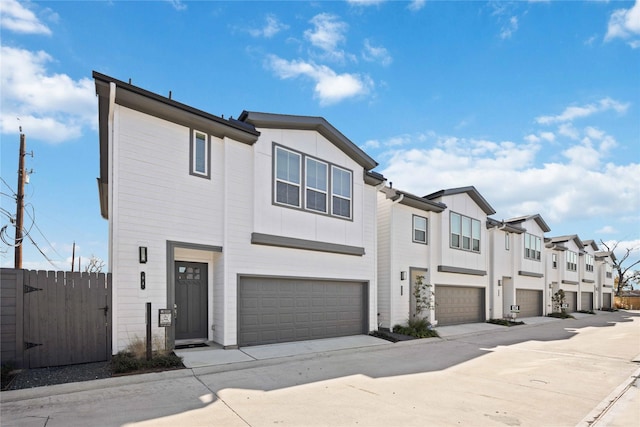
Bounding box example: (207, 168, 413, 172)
(175, 262, 208, 341)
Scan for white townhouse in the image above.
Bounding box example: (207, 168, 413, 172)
(594, 250, 616, 309)
(580, 240, 599, 311)
(94, 72, 385, 352)
(376, 186, 446, 330)
(487, 214, 551, 319)
(545, 235, 584, 312)
(422, 187, 496, 326)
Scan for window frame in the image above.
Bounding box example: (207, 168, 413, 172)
(552, 253, 557, 269)
(190, 130, 211, 179)
(274, 145, 302, 208)
(566, 250, 578, 272)
(412, 215, 428, 244)
(585, 254, 594, 272)
(505, 233, 510, 251)
(331, 165, 353, 219)
(450, 211, 481, 253)
(524, 233, 541, 261)
(305, 157, 328, 214)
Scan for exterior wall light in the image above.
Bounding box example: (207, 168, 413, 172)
(139, 246, 148, 264)
(400, 271, 407, 280)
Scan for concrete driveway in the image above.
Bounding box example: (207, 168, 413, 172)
(2, 310, 639, 427)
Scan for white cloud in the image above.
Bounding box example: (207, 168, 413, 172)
(266, 55, 373, 105)
(500, 16, 519, 39)
(347, 0, 386, 6)
(408, 1, 426, 12)
(596, 225, 617, 234)
(249, 14, 288, 38)
(166, 0, 187, 11)
(304, 13, 348, 60)
(0, 0, 51, 35)
(378, 130, 640, 226)
(558, 123, 580, 140)
(605, 0, 640, 48)
(0, 46, 96, 143)
(362, 39, 392, 66)
(535, 97, 629, 125)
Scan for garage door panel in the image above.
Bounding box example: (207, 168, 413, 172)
(435, 285, 485, 326)
(239, 277, 367, 346)
(603, 293, 612, 309)
(516, 289, 543, 317)
(581, 292, 593, 311)
(565, 291, 578, 312)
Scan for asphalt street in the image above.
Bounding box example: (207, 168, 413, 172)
(1, 310, 639, 427)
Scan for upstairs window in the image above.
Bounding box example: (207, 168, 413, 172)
(413, 215, 427, 244)
(450, 211, 480, 253)
(552, 253, 557, 269)
(567, 251, 578, 272)
(275, 147, 301, 208)
(191, 130, 210, 179)
(305, 158, 328, 213)
(505, 233, 510, 250)
(606, 263, 613, 278)
(331, 166, 352, 219)
(524, 233, 541, 261)
(585, 254, 594, 272)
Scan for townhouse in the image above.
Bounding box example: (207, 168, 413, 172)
(94, 72, 611, 352)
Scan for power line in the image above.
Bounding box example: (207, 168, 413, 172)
(23, 203, 65, 261)
(24, 232, 61, 270)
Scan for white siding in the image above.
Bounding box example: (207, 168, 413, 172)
(376, 192, 391, 329)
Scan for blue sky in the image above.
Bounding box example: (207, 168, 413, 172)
(1, 0, 639, 273)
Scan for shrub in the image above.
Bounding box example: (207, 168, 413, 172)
(111, 336, 183, 374)
(486, 318, 524, 327)
(577, 310, 596, 314)
(547, 312, 575, 319)
(393, 317, 439, 338)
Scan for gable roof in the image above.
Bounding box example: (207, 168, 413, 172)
(380, 186, 447, 213)
(595, 251, 617, 262)
(238, 111, 378, 171)
(545, 235, 584, 251)
(486, 217, 526, 233)
(505, 214, 551, 233)
(424, 186, 496, 215)
(93, 71, 262, 219)
(582, 239, 599, 251)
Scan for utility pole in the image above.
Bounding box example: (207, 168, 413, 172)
(14, 132, 26, 269)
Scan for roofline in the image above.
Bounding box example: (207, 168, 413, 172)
(380, 186, 446, 213)
(424, 186, 496, 215)
(505, 214, 551, 233)
(239, 111, 378, 171)
(487, 217, 525, 233)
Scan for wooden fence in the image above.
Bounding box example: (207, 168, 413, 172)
(1, 268, 112, 369)
(615, 296, 640, 310)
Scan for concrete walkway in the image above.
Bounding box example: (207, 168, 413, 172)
(2, 311, 638, 427)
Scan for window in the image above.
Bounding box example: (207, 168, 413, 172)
(606, 263, 613, 278)
(552, 253, 557, 269)
(305, 158, 328, 213)
(566, 251, 577, 272)
(332, 166, 352, 218)
(505, 233, 510, 250)
(450, 212, 481, 253)
(275, 147, 301, 208)
(190, 130, 210, 178)
(413, 215, 427, 244)
(524, 233, 541, 261)
(585, 254, 594, 272)
(273, 144, 353, 220)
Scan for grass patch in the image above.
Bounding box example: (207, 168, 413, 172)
(486, 318, 525, 327)
(393, 318, 439, 339)
(547, 312, 575, 319)
(111, 336, 184, 375)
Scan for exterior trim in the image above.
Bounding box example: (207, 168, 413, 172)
(424, 186, 496, 215)
(251, 232, 365, 256)
(561, 279, 579, 285)
(166, 241, 223, 349)
(581, 279, 595, 283)
(518, 270, 544, 278)
(364, 170, 385, 186)
(437, 265, 487, 276)
(189, 130, 211, 179)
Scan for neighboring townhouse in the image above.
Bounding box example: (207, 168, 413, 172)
(595, 250, 616, 309)
(422, 187, 496, 326)
(580, 240, 599, 311)
(486, 214, 551, 319)
(94, 72, 384, 352)
(545, 235, 584, 312)
(376, 185, 446, 330)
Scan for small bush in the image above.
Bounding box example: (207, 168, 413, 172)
(547, 312, 575, 319)
(577, 310, 596, 315)
(393, 318, 439, 338)
(487, 318, 524, 327)
(111, 336, 183, 374)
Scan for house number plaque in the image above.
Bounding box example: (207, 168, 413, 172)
(159, 309, 173, 327)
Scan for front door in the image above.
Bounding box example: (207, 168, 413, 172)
(175, 262, 208, 341)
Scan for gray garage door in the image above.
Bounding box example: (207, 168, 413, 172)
(581, 292, 594, 311)
(516, 289, 543, 317)
(238, 277, 367, 347)
(564, 291, 578, 312)
(434, 285, 485, 326)
(603, 293, 612, 309)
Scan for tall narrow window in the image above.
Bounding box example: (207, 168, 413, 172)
(305, 158, 328, 213)
(524, 233, 541, 261)
(505, 233, 510, 250)
(461, 216, 471, 250)
(275, 147, 301, 207)
(471, 219, 480, 252)
(191, 130, 210, 178)
(552, 253, 557, 268)
(451, 212, 461, 248)
(413, 215, 427, 244)
(331, 166, 352, 218)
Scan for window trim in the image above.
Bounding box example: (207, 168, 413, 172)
(412, 215, 428, 244)
(449, 211, 481, 253)
(524, 233, 541, 261)
(305, 157, 328, 214)
(505, 233, 510, 250)
(274, 145, 302, 209)
(566, 250, 578, 272)
(585, 254, 594, 272)
(272, 143, 353, 221)
(552, 253, 557, 269)
(190, 130, 211, 179)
